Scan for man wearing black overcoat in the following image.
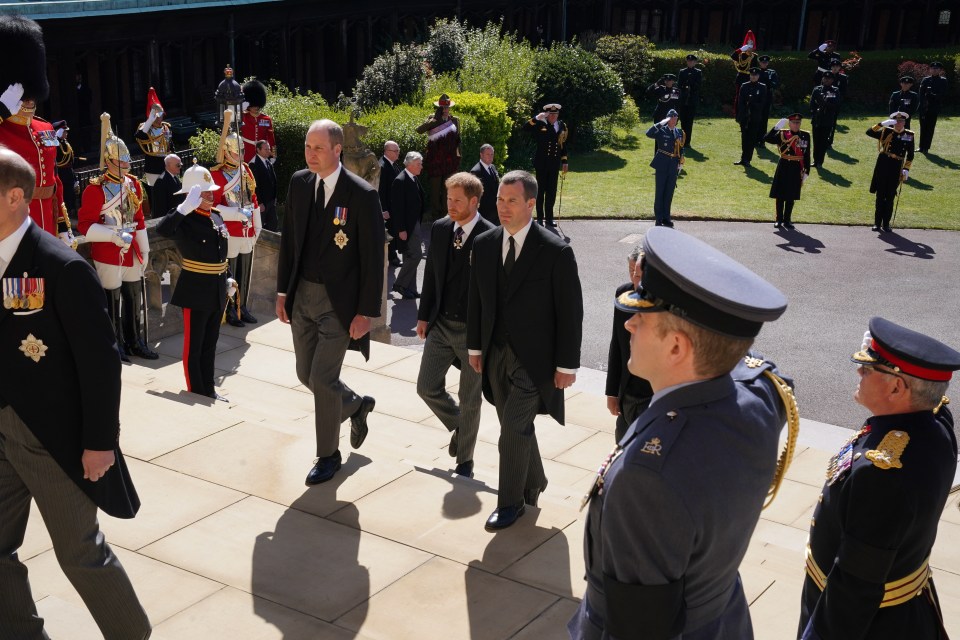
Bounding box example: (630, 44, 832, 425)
(391, 151, 425, 299)
(378, 140, 401, 265)
(469, 143, 500, 226)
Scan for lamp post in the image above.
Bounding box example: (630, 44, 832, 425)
(214, 64, 244, 127)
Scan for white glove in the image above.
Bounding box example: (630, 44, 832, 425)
(535, 112, 547, 122)
(112, 230, 133, 248)
(177, 185, 204, 215)
(881, 119, 896, 127)
(775, 117, 788, 130)
(740, 43, 753, 52)
(1, 83, 24, 116)
(140, 107, 161, 132)
(226, 277, 238, 298)
(58, 231, 76, 247)
(56, 128, 65, 139)
(801, 172, 808, 185)
(818, 43, 828, 52)
(860, 331, 872, 351)
(901, 169, 909, 181)
(658, 117, 670, 126)
(242, 101, 250, 112)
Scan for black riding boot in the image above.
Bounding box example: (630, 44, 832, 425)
(121, 281, 159, 359)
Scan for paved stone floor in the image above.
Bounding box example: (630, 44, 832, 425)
(23, 319, 960, 639)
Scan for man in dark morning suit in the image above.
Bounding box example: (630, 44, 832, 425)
(417, 172, 495, 479)
(467, 170, 583, 530)
(276, 119, 384, 485)
(250, 141, 279, 231)
(150, 153, 184, 219)
(469, 143, 500, 226)
(0, 148, 150, 639)
(391, 150, 426, 300)
(378, 140, 401, 266)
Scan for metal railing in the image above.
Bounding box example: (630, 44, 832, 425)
(74, 148, 198, 188)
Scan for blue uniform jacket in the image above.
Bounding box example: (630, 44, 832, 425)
(646, 123, 685, 171)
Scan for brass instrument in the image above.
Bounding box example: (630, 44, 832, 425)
(841, 52, 862, 72)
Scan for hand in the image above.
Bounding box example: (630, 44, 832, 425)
(881, 119, 896, 127)
(242, 101, 250, 112)
(775, 117, 788, 130)
(226, 277, 238, 298)
(112, 231, 132, 248)
(56, 128, 65, 139)
(860, 330, 873, 351)
(658, 117, 670, 126)
(0, 83, 24, 116)
(140, 252, 150, 276)
(178, 185, 203, 214)
(740, 43, 753, 52)
(535, 112, 547, 122)
(82, 449, 115, 482)
(555, 371, 576, 389)
(276, 294, 289, 324)
(468, 354, 482, 374)
(416, 320, 428, 340)
(901, 169, 909, 182)
(561, 163, 568, 175)
(349, 314, 371, 340)
(382, 210, 390, 220)
(818, 43, 828, 52)
(58, 231, 76, 247)
(399, 231, 408, 241)
(606, 396, 620, 417)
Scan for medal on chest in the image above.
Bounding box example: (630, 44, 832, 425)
(3, 274, 45, 310)
(580, 445, 624, 511)
(826, 425, 870, 485)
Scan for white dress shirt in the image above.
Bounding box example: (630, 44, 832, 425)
(0, 216, 32, 279)
(315, 162, 343, 208)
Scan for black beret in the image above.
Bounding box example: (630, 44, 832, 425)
(0, 15, 49, 103)
(900, 75, 915, 83)
(615, 228, 787, 338)
(685, 54, 698, 61)
(758, 55, 770, 62)
(242, 80, 267, 109)
(749, 67, 761, 74)
(852, 317, 960, 382)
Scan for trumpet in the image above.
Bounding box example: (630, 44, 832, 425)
(841, 52, 862, 71)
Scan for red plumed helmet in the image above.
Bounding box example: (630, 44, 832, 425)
(145, 87, 164, 120)
(742, 30, 757, 50)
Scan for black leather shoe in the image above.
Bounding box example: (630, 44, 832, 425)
(226, 315, 245, 328)
(485, 503, 525, 531)
(454, 460, 474, 478)
(784, 223, 795, 230)
(127, 339, 160, 360)
(350, 396, 375, 449)
(661, 220, 674, 228)
(524, 480, 549, 507)
(448, 430, 458, 457)
(733, 160, 749, 166)
(117, 344, 131, 363)
(774, 222, 782, 228)
(240, 306, 258, 324)
(882, 226, 892, 233)
(871, 225, 880, 232)
(305, 452, 342, 485)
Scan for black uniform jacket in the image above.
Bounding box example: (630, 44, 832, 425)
(277, 167, 385, 360)
(524, 117, 569, 167)
(467, 222, 583, 424)
(888, 90, 920, 118)
(0, 221, 139, 518)
(157, 208, 229, 310)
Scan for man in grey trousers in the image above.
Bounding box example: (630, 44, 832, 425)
(417, 172, 495, 479)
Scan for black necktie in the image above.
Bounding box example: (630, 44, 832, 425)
(489, 166, 496, 178)
(505, 236, 515, 276)
(316, 177, 324, 211)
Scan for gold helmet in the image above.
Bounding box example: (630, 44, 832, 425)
(216, 108, 242, 167)
(98, 112, 131, 171)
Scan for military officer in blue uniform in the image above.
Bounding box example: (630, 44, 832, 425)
(569, 227, 797, 640)
(646, 74, 681, 123)
(645, 109, 684, 227)
(798, 317, 959, 640)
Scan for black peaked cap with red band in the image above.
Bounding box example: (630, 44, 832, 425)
(852, 317, 960, 382)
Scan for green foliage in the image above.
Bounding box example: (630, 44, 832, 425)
(591, 95, 641, 150)
(353, 43, 427, 111)
(533, 42, 624, 135)
(186, 128, 221, 167)
(423, 91, 513, 170)
(459, 21, 538, 127)
(357, 104, 433, 161)
(425, 18, 467, 76)
(595, 34, 656, 106)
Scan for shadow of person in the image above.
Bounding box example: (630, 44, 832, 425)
(904, 177, 934, 191)
(774, 227, 826, 254)
(251, 455, 373, 638)
(826, 147, 859, 164)
(684, 148, 708, 162)
(922, 152, 960, 170)
(877, 231, 936, 259)
(834, 123, 849, 134)
(814, 165, 852, 187)
(755, 145, 777, 161)
(743, 164, 773, 184)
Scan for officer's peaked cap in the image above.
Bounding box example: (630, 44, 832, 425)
(852, 317, 960, 382)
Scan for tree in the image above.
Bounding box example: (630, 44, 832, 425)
(533, 43, 624, 131)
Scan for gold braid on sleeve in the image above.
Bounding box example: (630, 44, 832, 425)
(762, 370, 800, 510)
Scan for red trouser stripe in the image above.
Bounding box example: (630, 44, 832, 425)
(182, 307, 192, 392)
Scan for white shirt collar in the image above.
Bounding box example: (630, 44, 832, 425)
(0, 216, 32, 279)
(502, 218, 534, 261)
(454, 212, 481, 237)
(404, 168, 418, 180)
(315, 163, 343, 207)
(479, 160, 493, 171)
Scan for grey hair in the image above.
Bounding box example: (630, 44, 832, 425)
(384, 140, 399, 151)
(404, 151, 423, 165)
(164, 153, 180, 163)
(307, 119, 344, 147)
(500, 170, 538, 201)
(908, 377, 950, 411)
(479, 143, 494, 153)
(628, 239, 645, 263)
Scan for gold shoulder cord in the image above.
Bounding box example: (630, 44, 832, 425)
(933, 396, 959, 513)
(762, 369, 800, 510)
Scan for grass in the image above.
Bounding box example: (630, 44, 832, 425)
(560, 116, 960, 229)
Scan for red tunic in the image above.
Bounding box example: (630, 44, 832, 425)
(212, 164, 259, 238)
(77, 176, 146, 267)
(241, 111, 275, 163)
(0, 115, 66, 236)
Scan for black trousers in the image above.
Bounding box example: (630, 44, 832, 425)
(182, 303, 225, 396)
(874, 191, 896, 229)
(812, 124, 832, 166)
(919, 111, 939, 151)
(679, 104, 697, 147)
(775, 199, 796, 224)
(535, 162, 561, 224)
(739, 119, 763, 163)
(260, 200, 279, 232)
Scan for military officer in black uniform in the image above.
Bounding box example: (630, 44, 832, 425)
(826, 59, 849, 148)
(756, 55, 780, 146)
(734, 68, 767, 166)
(645, 109, 684, 227)
(798, 317, 959, 640)
(52, 119, 78, 218)
(764, 114, 811, 229)
(523, 103, 568, 228)
(808, 40, 837, 85)
(918, 61, 948, 153)
(156, 161, 234, 401)
(888, 76, 919, 130)
(569, 227, 796, 640)
(678, 54, 703, 148)
(646, 74, 681, 123)
(867, 112, 914, 233)
(810, 72, 841, 168)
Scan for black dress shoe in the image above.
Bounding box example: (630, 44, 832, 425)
(117, 344, 131, 363)
(239, 306, 258, 324)
(871, 225, 880, 231)
(774, 222, 782, 228)
(524, 480, 549, 507)
(350, 396, 375, 449)
(454, 460, 474, 478)
(305, 451, 342, 485)
(661, 220, 674, 228)
(882, 226, 892, 233)
(485, 503, 525, 531)
(127, 339, 160, 360)
(226, 315, 245, 328)
(733, 160, 749, 166)
(448, 429, 458, 457)
(784, 223, 795, 230)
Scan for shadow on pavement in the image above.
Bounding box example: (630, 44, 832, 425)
(814, 165, 852, 187)
(774, 227, 826, 254)
(877, 231, 936, 259)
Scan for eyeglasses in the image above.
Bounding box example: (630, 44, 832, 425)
(858, 364, 910, 389)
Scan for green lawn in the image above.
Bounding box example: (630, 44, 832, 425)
(560, 116, 960, 229)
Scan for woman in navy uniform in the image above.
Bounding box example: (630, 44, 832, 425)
(798, 317, 958, 640)
(157, 161, 235, 401)
(645, 109, 684, 228)
(764, 114, 811, 229)
(867, 112, 914, 233)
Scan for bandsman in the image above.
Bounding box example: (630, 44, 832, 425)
(730, 30, 757, 118)
(734, 68, 767, 166)
(211, 109, 261, 326)
(677, 54, 703, 148)
(826, 59, 849, 148)
(763, 114, 811, 230)
(756, 55, 780, 146)
(809, 40, 837, 85)
(135, 87, 174, 189)
(241, 79, 276, 164)
(917, 62, 948, 153)
(52, 119, 79, 218)
(646, 74, 681, 123)
(798, 318, 958, 639)
(77, 113, 158, 361)
(810, 72, 841, 168)
(645, 108, 684, 228)
(888, 76, 919, 130)
(0, 15, 76, 246)
(866, 112, 914, 233)
(524, 103, 569, 228)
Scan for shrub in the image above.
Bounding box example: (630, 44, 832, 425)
(425, 18, 467, 76)
(595, 34, 656, 106)
(422, 91, 513, 170)
(459, 21, 538, 128)
(592, 94, 641, 147)
(186, 128, 221, 167)
(353, 43, 427, 111)
(357, 104, 433, 160)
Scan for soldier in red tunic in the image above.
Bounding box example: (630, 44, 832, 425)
(240, 80, 276, 164)
(78, 113, 158, 362)
(0, 15, 76, 247)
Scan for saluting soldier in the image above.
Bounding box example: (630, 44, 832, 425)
(677, 54, 703, 148)
(764, 114, 811, 230)
(917, 61, 948, 153)
(646, 74, 681, 123)
(52, 119, 78, 218)
(569, 227, 796, 640)
(134, 87, 174, 190)
(810, 72, 841, 169)
(645, 108, 684, 228)
(756, 55, 780, 146)
(77, 113, 158, 362)
(0, 15, 76, 246)
(211, 109, 261, 327)
(523, 103, 569, 228)
(867, 112, 914, 233)
(734, 68, 767, 166)
(241, 80, 276, 164)
(798, 318, 959, 640)
(808, 40, 837, 85)
(888, 76, 920, 130)
(730, 30, 757, 119)
(157, 162, 235, 401)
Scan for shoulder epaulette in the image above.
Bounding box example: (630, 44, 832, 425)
(866, 430, 909, 470)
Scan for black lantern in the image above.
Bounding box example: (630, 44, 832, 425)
(214, 64, 244, 126)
